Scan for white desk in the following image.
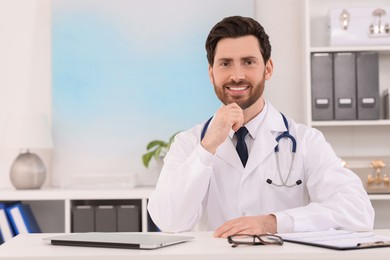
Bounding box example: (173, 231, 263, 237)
(1, 231, 390, 260)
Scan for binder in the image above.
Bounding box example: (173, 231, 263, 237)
(72, 205, 95, 232)
(0, 203, 15, 243)
(356, 52, 380, 120)
(95, 205, 117, 232)
(6, 203, 41, 235)
(384, 88, 390, 119)
(147, 211, 160, 232)
(117, 205, 141, 232)
(333, 52, 357, 120)
(311, 53, 334, 120)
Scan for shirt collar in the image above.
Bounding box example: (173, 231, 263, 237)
(229, 101, 268, 139)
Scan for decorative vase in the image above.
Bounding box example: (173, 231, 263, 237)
(10, 152, 46, 189)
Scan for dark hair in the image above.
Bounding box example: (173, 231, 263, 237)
(205, 16, 271, 66)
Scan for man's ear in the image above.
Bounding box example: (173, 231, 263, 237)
(208, 64, 214, 84)
(264, 58, 274, 80)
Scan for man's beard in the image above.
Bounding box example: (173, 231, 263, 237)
(212, 75, 265, 110)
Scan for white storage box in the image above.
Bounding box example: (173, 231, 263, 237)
(329, 6, 390, 46)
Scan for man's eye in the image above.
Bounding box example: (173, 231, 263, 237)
(245, 60, 255, 65)
(219, 61, 230, 67)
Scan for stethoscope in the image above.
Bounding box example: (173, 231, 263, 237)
(200, 113, 302, 188)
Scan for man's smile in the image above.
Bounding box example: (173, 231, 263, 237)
(226, 86, 249, 91)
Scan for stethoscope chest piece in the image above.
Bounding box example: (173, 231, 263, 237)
(267, 113, 302, 188)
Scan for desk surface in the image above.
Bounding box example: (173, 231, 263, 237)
(1, 231, 390, 260)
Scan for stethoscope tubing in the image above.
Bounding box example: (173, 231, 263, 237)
(270, 114, 301, 188)
(200, 113, 302, 188)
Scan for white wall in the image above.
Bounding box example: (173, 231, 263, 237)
(256, 0, 306, 123)
(0, 0, 306, 188)
(0, 0, 52, 188)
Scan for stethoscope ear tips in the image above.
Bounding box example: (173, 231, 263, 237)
(296, 180, 302, 185)
(266, 179, 272, 184)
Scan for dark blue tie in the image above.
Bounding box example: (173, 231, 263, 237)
(235, 127, 249, 167)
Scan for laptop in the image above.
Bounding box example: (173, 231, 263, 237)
(45, 232, 194, 250)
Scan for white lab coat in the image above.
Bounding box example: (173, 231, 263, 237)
(148, 101, 375, 233)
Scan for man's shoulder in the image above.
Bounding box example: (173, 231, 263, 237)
(175, 121, 207, 141)
(288, 118, 325, 140)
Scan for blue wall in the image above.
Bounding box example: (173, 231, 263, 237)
(52, 0, 254, 179)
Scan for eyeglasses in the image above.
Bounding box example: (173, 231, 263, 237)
(227, 234, 284, 248)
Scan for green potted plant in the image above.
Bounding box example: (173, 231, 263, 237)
(142, 133, 178, 168)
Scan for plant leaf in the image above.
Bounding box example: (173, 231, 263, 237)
(153, 146, 163, 160)
(142, 131, 182, 168)
(142, 151, 155, 168)
(146, 140, 167, 150)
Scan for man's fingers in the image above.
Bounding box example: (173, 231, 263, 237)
(214, 219, 248, 238)
(231, 121, 243, 132)
(214, 216, 277, 239)
(202, 102, 244, 154)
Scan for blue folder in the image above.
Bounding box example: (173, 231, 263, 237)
(0, 203, 16, 243)
(6, 203, 41, 235)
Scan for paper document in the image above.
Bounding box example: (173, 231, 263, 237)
(279, 229, 390, 250)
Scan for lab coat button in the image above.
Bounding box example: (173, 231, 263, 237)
(242, 212, 246, 216)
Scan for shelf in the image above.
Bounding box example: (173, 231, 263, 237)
(0, 186, 154, 201)
(368, 194, 390, 200)
(311, 120, 390, 127)
(310, 45, 390, 53)
(305, 0, 390, 157)
(0, 186, 156, 233)
(305, 2, 390, 231)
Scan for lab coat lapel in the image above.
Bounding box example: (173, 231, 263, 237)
(244, 104, 286, 174)
(214, 102, 288, 173)
(216, 137, 244, 171)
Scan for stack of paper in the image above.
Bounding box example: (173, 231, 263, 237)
(279, 229, 390, 250)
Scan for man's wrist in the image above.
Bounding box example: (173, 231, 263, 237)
(266, 214, 277, 234)
(200, 139, 217, 154)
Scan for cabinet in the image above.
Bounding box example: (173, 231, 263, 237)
(0, 186, 154, 233)
(305, 0, 390, 228)
(0, 187, 388, 230)
(305, 0, 390, 158)
(305, 0, 390, 165)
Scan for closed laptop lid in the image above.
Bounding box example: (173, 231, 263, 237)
(45, 232, 194, 249)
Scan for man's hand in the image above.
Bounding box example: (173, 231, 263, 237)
(201, 103, 244, 154)
(213, 215, 277, 238)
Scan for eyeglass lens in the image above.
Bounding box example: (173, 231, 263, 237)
(228, 234, 283, 247)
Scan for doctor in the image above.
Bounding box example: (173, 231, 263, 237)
(147, 16, 374, 238)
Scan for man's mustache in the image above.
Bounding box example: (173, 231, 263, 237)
(224, 80, 252, 87)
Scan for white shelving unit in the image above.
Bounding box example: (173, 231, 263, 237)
(305, 0, 390, 157)
(1, 186, 389, 231)
(369, 194, 390, 200)
(0, 186, 155, 233)
(304, 0, 390, 158)
(305, 0, 390, 228)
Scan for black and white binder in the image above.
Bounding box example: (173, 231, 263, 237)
(311, 53, 334, 120)
(117, 205, 141, 232)
(72, 205, 95, 232)
(95, 205, 117, 232)
(333, 52, 357, 120)
(385, 88, 390, 119)
(356, 52, 380, 120)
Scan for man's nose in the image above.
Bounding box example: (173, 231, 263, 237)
(229, 66, 245, 82)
